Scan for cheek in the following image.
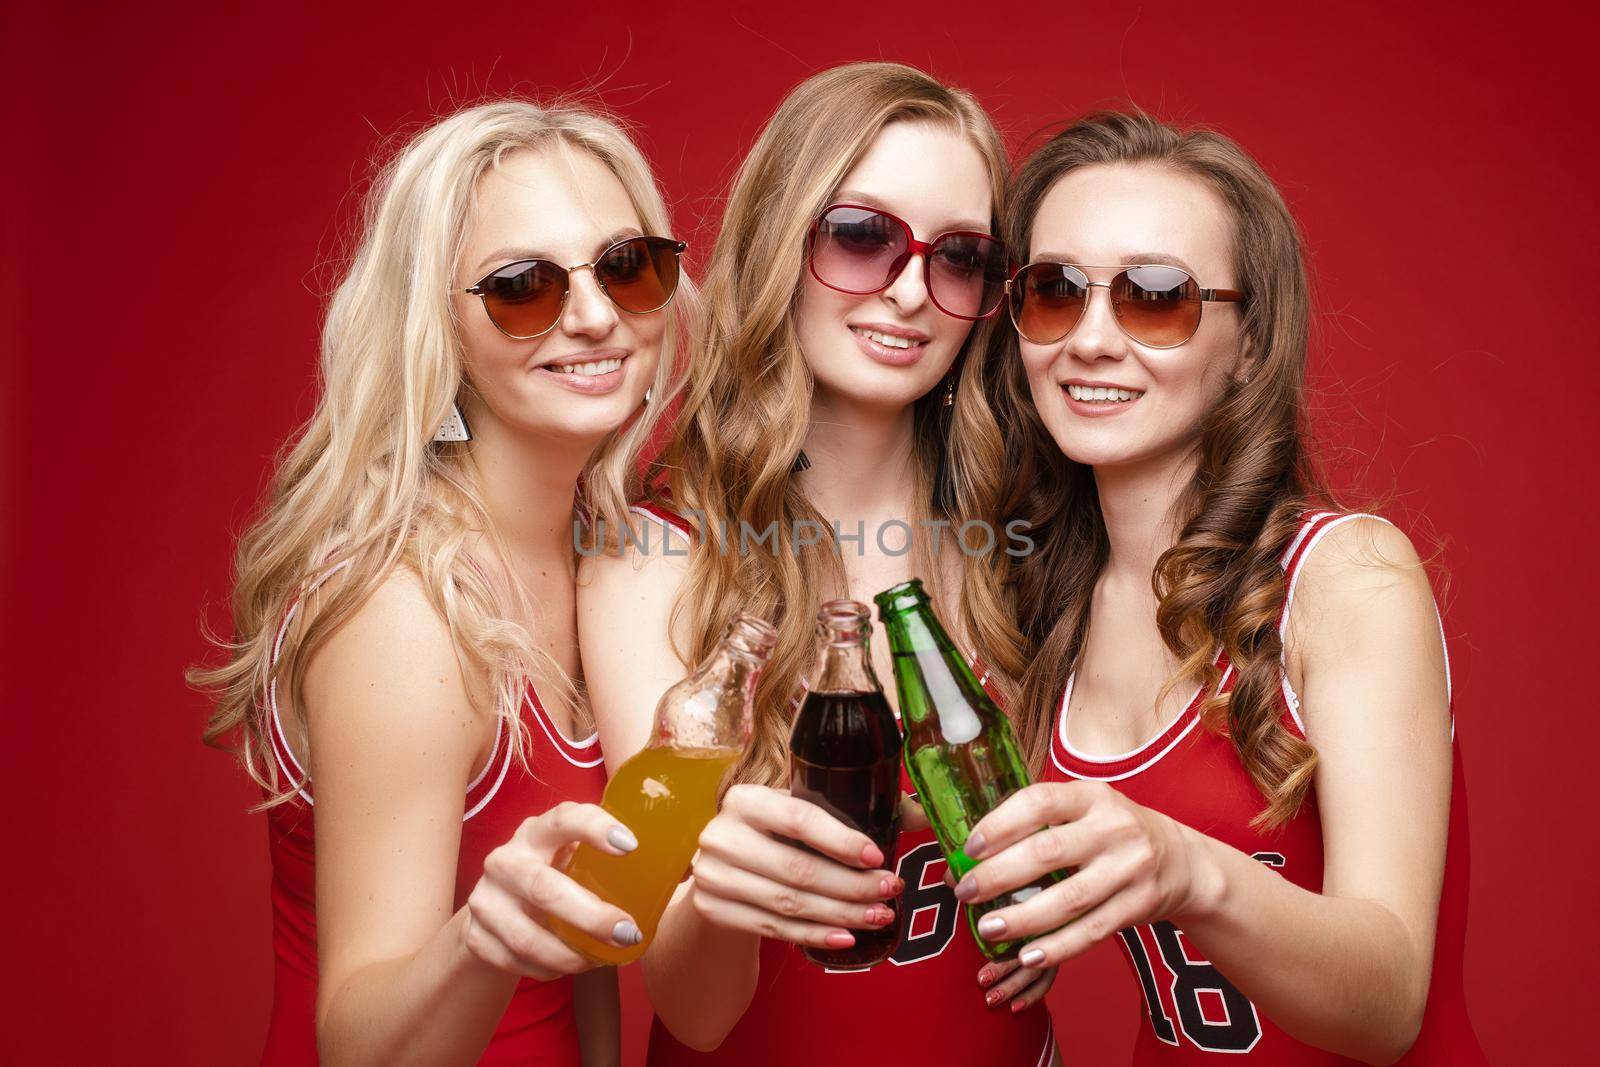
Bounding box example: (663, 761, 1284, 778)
(794, 277, 842, 342)
(1018, 343, 1060, 398)
(628, 313, 667, 372)
(1141, 340, 1234, 433)
(458, 321, 538, 393)
(931, 316, 975, 363)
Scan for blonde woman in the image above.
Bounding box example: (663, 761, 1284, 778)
(581, 64, 1059, 1065)
(192, 100, 691, 1065)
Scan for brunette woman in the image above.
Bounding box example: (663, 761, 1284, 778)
(580, 64, 1059, 1065)
(192, 100, 691, 1065)
(961, 111, 1486, 1064)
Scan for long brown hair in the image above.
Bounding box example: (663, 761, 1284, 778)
(656, 62, 1026, 788)
(997, 111, 1323, 827)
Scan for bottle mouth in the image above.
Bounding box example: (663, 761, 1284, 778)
(817, 598, 871, 644)
(872, 579, 927, 616)
(726, 612, 778, 660)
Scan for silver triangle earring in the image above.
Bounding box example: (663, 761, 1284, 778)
(643, 386, 653, 406)
(433, 403, 471, 443)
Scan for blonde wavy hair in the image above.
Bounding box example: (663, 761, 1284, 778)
(191, 99, 691, 807)
(653, 62, 1027, 789)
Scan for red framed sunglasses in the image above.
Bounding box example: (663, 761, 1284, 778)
(807, 204, 1009, 321)
(1007, 262, 1245, 349)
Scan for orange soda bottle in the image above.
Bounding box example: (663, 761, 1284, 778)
(550, 612, 776, 964)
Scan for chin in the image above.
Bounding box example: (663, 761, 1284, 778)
(815, 360, 947, 412)
(530, 400, 640, 442)
(1044, 426, 1139, 468)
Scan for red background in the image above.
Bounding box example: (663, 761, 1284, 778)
(5, 2, 1594, 1062)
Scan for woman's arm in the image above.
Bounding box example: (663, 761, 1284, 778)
(573, 969, 621, 1067)
(956, 518, 1451, 1065)
(578, 525, 897, 1051)
(577, 525, 764, 1047)
(307, 572, 642, 1066)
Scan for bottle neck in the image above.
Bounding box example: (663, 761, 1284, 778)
(881, 596, 985, 742)
(650, 624, 771, 750)
(813, 633, 884, 695)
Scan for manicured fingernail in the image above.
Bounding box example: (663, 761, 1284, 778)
(825, 930, 856, 949)
(861, 843, 885, 867)
(864, 905, 894, 927)
(880, 875, 904, 897)
(964, 830, 987, 858)
(953, 875, 978, 902)
(1011, 998, 1029, 1013)
(1019, 947, 1046, 967)
(612, 920, 642, 946)
(977, 914, 1007, 939)
(607, 825, 638, 853)
(986, 989, 1003, 1007)
(977, 967, 995, 987)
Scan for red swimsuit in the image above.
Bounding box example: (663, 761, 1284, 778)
(259, 564, 607, 1065)
(1042, 512, 1485, 1064)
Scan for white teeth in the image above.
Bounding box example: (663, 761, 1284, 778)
(852, 326, 921, 350)
(551, 357, 623, 376)
(1066, 384, 1143, 403)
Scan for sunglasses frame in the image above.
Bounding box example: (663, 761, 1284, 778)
(451, 235, 688, 340)
(806, 203, 1009, 321)
(1006, 261, 1245, 349)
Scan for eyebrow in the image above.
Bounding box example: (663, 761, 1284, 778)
(472, 226, 645, 276)
(830, 190, 990, 235)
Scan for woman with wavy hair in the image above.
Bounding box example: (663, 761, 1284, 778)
(580, 63, 1058, 1065)
(192, 99, 691, 1065)
(955, 111, 1486, 1063)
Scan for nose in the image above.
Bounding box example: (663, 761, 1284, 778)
(1063, 283, 1128, 365)
(881, 250, 931, 316)
(559, 266, 620, 339)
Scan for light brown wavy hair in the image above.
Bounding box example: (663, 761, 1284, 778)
(190, 99, 691, 807)
(997, 111, 1325, 828)
(654, 62, 1027, 789)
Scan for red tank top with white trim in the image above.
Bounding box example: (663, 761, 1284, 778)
(630, 503, 1055, 1067)
(1042, 511, 1485, 1064)
(259, 566, 607, 1066)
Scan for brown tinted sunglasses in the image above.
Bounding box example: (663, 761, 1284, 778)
(452, 235, 686, 340)
(1008, 262, 1244, 348)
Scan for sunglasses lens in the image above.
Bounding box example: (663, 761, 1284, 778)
(927, 233, 1009, 319)
(810, 206, 908, 293)
(1114, 265, 1201, 347)
(1013, 263, 1089, 343)
(596, 236, 682, 314)
(479, 260, 568, 337)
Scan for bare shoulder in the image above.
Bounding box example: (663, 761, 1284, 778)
(1294, 515, 1433, 616)
(578, 510, 695, 596)
(301, 567, 488, 780)
(1288, 516, 1446, 707)
(305, 568, 457, 693)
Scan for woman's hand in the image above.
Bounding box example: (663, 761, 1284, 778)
(977, 957, 1059, 1013)
(688, 784, 903, 951)
(462, 802, 643, 980)
(954, 781, 1209, 967)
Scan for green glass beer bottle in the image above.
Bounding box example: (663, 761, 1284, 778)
(873, 578, 1061, 960)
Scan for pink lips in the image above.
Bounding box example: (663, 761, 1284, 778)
(1061, 380, 1144, 418)
(849, 322, 930, 368)
(534, 348, 630, 396)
